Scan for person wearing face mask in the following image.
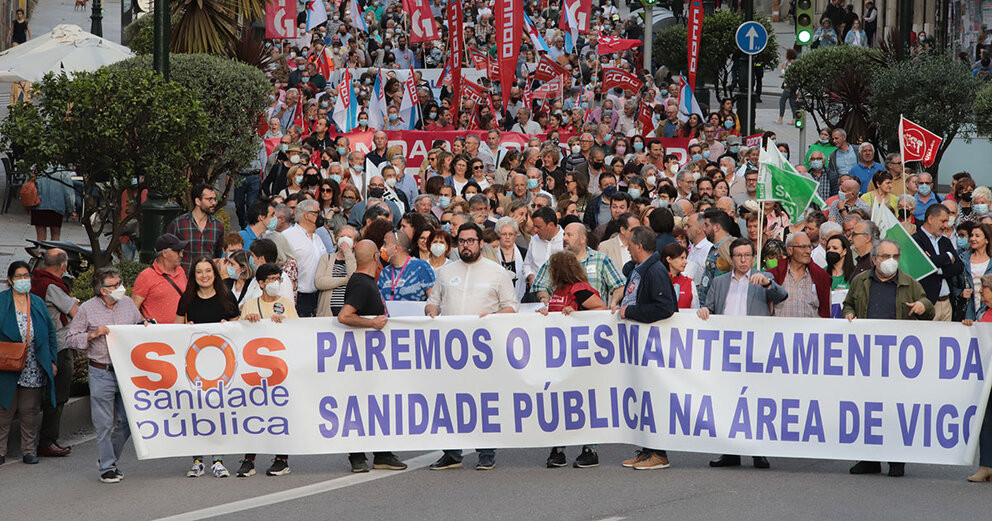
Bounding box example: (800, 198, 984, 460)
(0, 261, 58, 467)
(805, 128, 837, 170)
(67, 266, 149, 482)
(263, 144, 299, 197)
(278, 165, 305, 199)
(282, 200, 328, 318)
(912, 172, 941, 221)
(843, 239, 933, 478)
(223, 249, 255, 307)
(132, 234, 189, 325)
(824, 234, 856, 317)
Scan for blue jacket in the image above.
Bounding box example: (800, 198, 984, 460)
(0, 290, 57, 409)
(959, 249, 992, 320)
(622, 252, 677, 323)
(35, 172, 75, 216)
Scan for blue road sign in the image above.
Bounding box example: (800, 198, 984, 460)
(735, 21, 768, 55)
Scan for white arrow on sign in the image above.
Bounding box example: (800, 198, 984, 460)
(745, 26, 759, 50)
(275, 7, 294, 38)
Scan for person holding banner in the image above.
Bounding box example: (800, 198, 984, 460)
(615, 226, 678, 470)
(426, 223, 518, 471)
(912, 204, 962, 321)
(961, 273, 992, 480)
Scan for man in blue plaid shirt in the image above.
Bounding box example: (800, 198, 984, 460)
(532, 222, 625, 306)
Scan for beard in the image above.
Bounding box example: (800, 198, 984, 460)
(459, 248, 481, 263)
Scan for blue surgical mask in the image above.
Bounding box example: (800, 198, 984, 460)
(320, 101, 329, 109)
(267, 216, 278, 231)
(702, 150, 711, 159)
(249, 256, 258, 269)
(819, 137, 829, 144)
(527, 179, 539, 190)
(438, 196, 451, 208)
(691, 154, 702, 161)
(628, 188, 642, 199)
(730, 145, 740, 153)
(336, 146, 347, 155)
(720, 166, 728, 175)
(918, 184, 932, 196)
(329, 174, 342, 184)
(280, 144, 289, 152)
(429, 112, 438, 119)
(226, 266, 239, 279)
(581, 102, 589, 109)
(354, 165, 364, 172)
(358, 119, 368, 126)
(442, 223, 451, 233)
(295, 175, 304, 185)
(975, 203, 989, 216)
(810, 159, 824, 170)
(389, 114, 399, 122)
(958, 236, 971, 250)
(724, 120, 734, 129)
(604, 133, 612, 142)
(633, 142, 644, 152)
(12, 279, 30, 294)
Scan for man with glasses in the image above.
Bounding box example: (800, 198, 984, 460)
(911, 204, 961, 321)
(283, 199, 328, 317)
(426, 223, 518, 471)
(166, 184, 224, 272)
(68, 267, 150, 483)
(913, 172, 942, 221)
(697, 238, 787, 470)
(843, 239, 933, 478)
(768, 232, 831, 318)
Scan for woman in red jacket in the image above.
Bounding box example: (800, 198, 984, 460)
(659, 243, 698, 309)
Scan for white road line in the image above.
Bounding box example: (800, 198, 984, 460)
(153, 451, 447, 521)
(592, 517, 626, 521)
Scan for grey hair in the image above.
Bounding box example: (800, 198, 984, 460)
(871, 238, 901, 258)
(273, 203, 292, 222)
(533, 193, 554, 207)
(785, 232, 810, 247)
(495, 216, 518, 234)
(294, 199, 320, 222)
(897, 194, 916, 208)
(832, 128, 847, 138)
(44, 249, 68, 268)
(820, 220, 842, 239)
(92, 267, 121, 296)
(858, 142, 875, 153)
(328, 161, 343, 171)
(414, 194, 434, 206)
(719, 156, 737, 169)
(861, 219, 880, 241)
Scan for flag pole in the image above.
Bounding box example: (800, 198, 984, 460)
(898, 115, 907, 196)
(756, 201, 764, 271)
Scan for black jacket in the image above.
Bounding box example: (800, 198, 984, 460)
(622, 252, 677, 324)
(912, 228, 964, 302)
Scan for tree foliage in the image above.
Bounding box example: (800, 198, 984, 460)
(123, 13, 155, 55)
(0, 68, 209, 268)
(867, 53, 981, 177)
(171, 0, 265, 56)
(975, 82, 992, 139)
(653, 11, 779, 98)
(783, 45, 881, 134)
(113, 53, 270, 207)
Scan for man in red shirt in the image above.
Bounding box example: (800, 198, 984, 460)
(132, 233, 188, 324)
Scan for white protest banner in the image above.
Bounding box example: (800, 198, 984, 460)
(107, 312, 992, 464)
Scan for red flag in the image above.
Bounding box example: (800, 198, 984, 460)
(899, 116, 943, 167)
(407, 67, 420, 105)
(522, 78, 533, 107)
(638, 101, 655, 136)
(405, 0, 439, 43)
(487, 56, 501, 79)
(534, 54, 569, 82)
(447, 0, 464, 122)
(602, 67, 643, 93)
(469, 48, 489, 71)
(577, 0, 591, 34)
(597, 35, 643, 54)
(462, 79, 488, 104)
(307, 47, 334, 77)
(438, 57, 453, 88)
(496, 0, 522, 109)
(531, 77, 564, 100)
(686, 0, 703, 91)
(265, 0, 297, 39)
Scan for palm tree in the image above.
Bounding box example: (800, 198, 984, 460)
(170, 0, 265, 56)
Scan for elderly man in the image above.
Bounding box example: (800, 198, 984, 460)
(880, 152, 906, 195)
(346, 151, 367, 191)
(807, 149, 839, 202)
(67, 267, 149, 483)
(346, 176, 402, 228)
(911, 204, 961, 321)
(366, 131, 389, 167)
(684, 212, 713, 281)
(829, 178, 871, 222)
(576, 148, 607, 194)
(769, 232, 831, 318)
(427, 223, 518, 471)
(504, 173, 531, 208)
(732, 170, 759, 206)
(826, 128, 858, 181)
(913, 172, 941, 221)
(283, 199, 328, 317)
(851, 219, 879, 276)
(843, 239, 933, 478)
(661, 104, 680, 138)
(132, 234, 187, 324)
(848, 143, 885, 195)
(511, 108, 542, 134)
(616, 100, 639, 137)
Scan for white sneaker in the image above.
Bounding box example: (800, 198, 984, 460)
(212, 460, 230, 478)
(187, 459, 205, 478)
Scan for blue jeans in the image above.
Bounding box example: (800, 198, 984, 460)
(234, 173, 261, 230)
(443, 448, 495, 461)
(89, 366, 130, 474)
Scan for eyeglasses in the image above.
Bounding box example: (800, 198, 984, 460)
(441, 220, 451, 225)
(10, 273, 30, 280)
(102, 281, 122, 289)
(321, 188, 335, 193)
(457, 238, 479, 245)
(790, 244, 813, 250)
(473, 165, 484, 170)
(877, 253, 901, 260)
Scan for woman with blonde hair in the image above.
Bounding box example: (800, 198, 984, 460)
(278, 166, 305, 199)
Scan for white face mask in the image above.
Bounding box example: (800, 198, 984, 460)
(385, 177, 397, 188)
(289, 154, 301, 164)
(571, 145, 581, 154)
(669, 164, 678, 174)
(337, 236, 354, 250)
(878, 258, 899, 277)
(692, 171, 702, 181)
(108, 286, 126, 302)
(430, 243, 447, 257)
(645, 175, 656, 186)
(265, 281, 281, 297)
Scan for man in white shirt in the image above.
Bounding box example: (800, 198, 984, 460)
(523, 207, 564, 290)
(510, 108, 543, 134)
(281, 199, 327, 317)
(246, 238, 296, 302)
(684, 212, 712, 282)
(426, 222, 517, 471)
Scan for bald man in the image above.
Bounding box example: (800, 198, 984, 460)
(337, 239, 407, 473)
(829, 178, 870, 222)
(533, 223, 626, 305)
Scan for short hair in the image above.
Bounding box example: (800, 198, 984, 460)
(924, 201, 950, 220)
(273, 204, 292, 223)
(659, 243, 687, 270)
(92, 267, 121, 296)
(820, 220, 842, 239)
(897, 193, 916, 208)
(223, 232, 244, 250)
(859, 219, 880, 241)
(44, 249, 68, 268)
(255, 262, 283, 283)
(295, 198, 319, 222)
(806, 210, 827, 229)
(250, 238, 279, 264)
(871, 238, 901, 258)
(617, 212, 638, 230)
(468, 194, 490, 209)
(629, 226, 657, 252)
(495, 216, 518, 234)
(362, 204, 391, 223)
(832, 128, 847, 138)
(730, 237, 755, 256)
(414, 194, 434, 206)
(248, 200, 274, 226)
(610, 191, 633, 206)
(191, 183, 214, 203)
(532, 205, 558, 226)
(649, 207, 675, 234)
(785, 232, 810, 247)
(704, 207, 736, 235)
(457, 222, 483, 240)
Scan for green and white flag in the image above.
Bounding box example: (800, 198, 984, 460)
(760, 142, 828, 208)
(871, 201, 937, 280)
(757, 142, 819, 224)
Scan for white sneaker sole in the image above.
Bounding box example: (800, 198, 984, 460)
(236, 468, 256, 478)
(266, 468, 291, 476)
(634, 463, 671, 470)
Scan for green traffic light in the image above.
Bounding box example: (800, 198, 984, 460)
(797, 30, 812, 44)
(794, 111, 805, 128)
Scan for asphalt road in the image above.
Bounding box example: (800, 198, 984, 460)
(4, 429, 992, 521)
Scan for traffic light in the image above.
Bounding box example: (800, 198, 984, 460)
(794, 110, 805, 129)
(795, 0, 814, 45)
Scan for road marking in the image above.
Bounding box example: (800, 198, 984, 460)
(593, 517, 626, 521)
(154, 451, 447, 521)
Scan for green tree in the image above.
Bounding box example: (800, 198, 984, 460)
(783, 45, 881, 136)
(113, 53, 270, 206)
(975, 82, 992, 138)
(653, 11, 778, 98)
(868, 53, 980, 178)
(123, 13, 155, 55)
(171, 0, 265, 56)
(0, 68, 209, 268)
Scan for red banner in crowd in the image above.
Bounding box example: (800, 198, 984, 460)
(462, 78, 488, 104)
(469, 48, 489, 71)
(577, 0, 591, 34)
(447, 0, 464, 121)
(686, 0, 703, 92)
(265, 0, 297, 39)
(487, 56, 501, 80)
(531, 77, 564, 100)
(745, 133, 762, 148)
(597, 35, 643, 55)
(899, 116, 943, 167)
(534, 54, 569, 82)
(405, 0, 439, 43)
(496, 0, 522, 109)
(603, 67, 643, 93)
(638, 101, 655, 136)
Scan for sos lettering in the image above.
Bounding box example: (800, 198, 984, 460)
(130, 335, 288, 391)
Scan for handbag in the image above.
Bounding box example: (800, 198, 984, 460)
(19, 177, 40, 208)
(0, 306, 31, 372)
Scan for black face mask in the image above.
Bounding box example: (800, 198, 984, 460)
(368, 187, 386, 199)
(898, 208, 912, 220)
(825, 251, 842, 266)
(960, 192, 973, 202)
(591, 161, 605, 170)
(314, 213, 326, 228)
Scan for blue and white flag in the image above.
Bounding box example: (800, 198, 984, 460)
(677, 73, 703, 123)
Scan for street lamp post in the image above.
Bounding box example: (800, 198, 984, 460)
(90, 0, 103, 37)
(153, 0, 170, 79)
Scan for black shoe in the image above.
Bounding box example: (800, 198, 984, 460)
(236, 459, 255, 477)
(475, 453, 495, 470)
(100, 470, 121, 483)
(546, 448, 567, 468)
(22, 453, 39, 464)
(349, 454, 369, 473)
(752, 456, 770, 469)
(372, 453, 407, 470)
(573, 447, 599, 468)
(265, 457, 290, 476)
(429, 453, 462, 470)
(709, 454, 741, 467)
(888, 462, 905, 477)
(0, 455, 5, 465)
(849, 461, 882, 474)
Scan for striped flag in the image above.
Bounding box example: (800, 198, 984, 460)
(871, 201, 937, 280)
(523, 11, 549, 53)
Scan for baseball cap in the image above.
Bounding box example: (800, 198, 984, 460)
(155, 233, 188, 253)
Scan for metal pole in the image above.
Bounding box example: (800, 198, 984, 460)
(90, 0, 103, 37)
(798, 123, 806, 165)
(746, 55, 753, 135)
(644, 4, 653, 72)
(153, 0, 170, 79)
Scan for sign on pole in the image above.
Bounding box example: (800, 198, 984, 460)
(735, 21, 768, 55)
